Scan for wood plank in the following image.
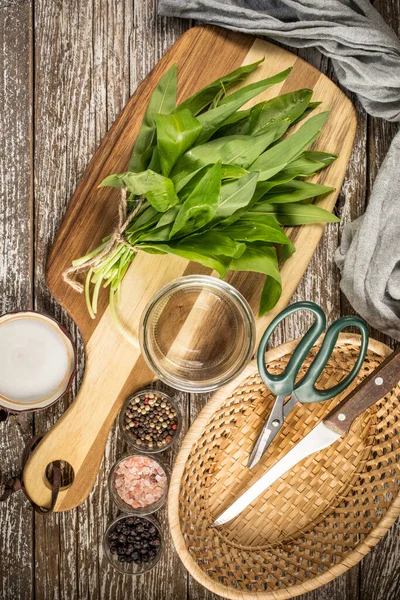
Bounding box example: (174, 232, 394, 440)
(0, 2, 34, 599)
(32, 1, 189, 599)
(357, 3, 400, 598)
(33, 0, 100, 595)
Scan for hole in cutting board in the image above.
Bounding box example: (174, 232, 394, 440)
(0, 409, 7, 422)
(45, 460, 75, 490)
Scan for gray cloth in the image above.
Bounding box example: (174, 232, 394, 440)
(158, 0, 400, 339)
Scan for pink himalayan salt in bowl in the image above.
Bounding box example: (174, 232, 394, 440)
(109, 453, 169, 515)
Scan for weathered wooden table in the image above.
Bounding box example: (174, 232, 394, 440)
(1, 1, 399, 599)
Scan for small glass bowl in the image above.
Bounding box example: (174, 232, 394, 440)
(103, 513, 163, 575)
(119, 389, 182, 453)
(139, 275, 256, 393)
(108, 452, 170, 515)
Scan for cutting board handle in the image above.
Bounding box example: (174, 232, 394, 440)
(23, 371, 123, 510)
(23, 252, 189, 510)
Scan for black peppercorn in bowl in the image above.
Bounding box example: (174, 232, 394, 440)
(119, 389, 182, 453)
(103, 514, 163, 575)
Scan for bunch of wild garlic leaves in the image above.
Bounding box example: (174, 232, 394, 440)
(72, 60, 339, 321)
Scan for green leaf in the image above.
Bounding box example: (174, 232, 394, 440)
(137, 246, 168, 255)
(98, 174, 125, 189)
(176, 59, 264, 116)
(109, 170, 178, 213)
(252, 202, 340, 225)
(276, 150, 338, 179)
(157, 206, 180, 228)
(274, 157, 324, 179)
(135, 205, 180, 242)
(222, 218, 292, 245)
(155, 109, 202, 176)
(126, 205, 159, 234)
(250, 111, 330, 181)
(219, 69, 291, 106)
(170, 161, 222, 238)
(195, 68, 292, 144)
(303, 150, 338, 166)
(280, 239, 296, 263)
(260, 180, 335, 204)
(210, 86, 226, 109)
(212, 171, 259, 225)
(177, 165, 212, 202)
(229, 241, 282, 316)
(128, 64, 177, 172)
(137, 224, 172, 242)
(114, 170, 164, 194)
(221, 164, 248, 179)
(248, 89, 313, 136)
(251, 177, 298, 202)
(147, 147, 161, 172)
(237, 211, 279, 224)
(179, 231, 246, 259)
(145, 178, 179, 212)
(171, 129, 281, 191)
(229, 242, 281, 280)
(292, 101, 322, 125)
(215, 89, 312, 139)
(177, 163, 248, 204)
(259, 276, 282, 316)
(215, 108, 251, 137)
(139, 241, 231, 277)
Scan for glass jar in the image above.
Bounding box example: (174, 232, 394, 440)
(139, 275, 256, 393)
(108, 452, 169, 515)
(119, 389, 182, 453)
(103, 513, 163, 575)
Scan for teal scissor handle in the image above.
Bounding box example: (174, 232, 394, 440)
(257, 301, 327, 397)
(293, 315, 369, 403)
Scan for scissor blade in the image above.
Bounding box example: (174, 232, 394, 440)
(247, 423, 273, 469)
(213, 422, 341, 527)
(248, 394, 298, 469)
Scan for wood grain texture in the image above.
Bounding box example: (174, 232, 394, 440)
(23, 27, 357, 515)
(357, 3, 400, 598)
(325, 346, 400, 434)
(31, 2, 189, 600)
(0, 3, 34, 600)
(0, 1, 399, 600)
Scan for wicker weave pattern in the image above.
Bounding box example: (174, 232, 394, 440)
(170, 336, 400, 599)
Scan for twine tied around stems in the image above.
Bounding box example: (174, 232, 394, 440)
(62, 189, 142, 293)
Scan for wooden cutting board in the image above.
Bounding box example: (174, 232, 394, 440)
(23, 25, 356, 511)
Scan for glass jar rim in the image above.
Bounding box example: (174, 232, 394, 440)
(139, 275, 256, 393)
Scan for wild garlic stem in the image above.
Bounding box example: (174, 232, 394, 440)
(85, 269, 96, 319)
(72, 240, 109, 267)
(109, 288, 139, 348)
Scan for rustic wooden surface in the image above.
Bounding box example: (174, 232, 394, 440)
(23, 26, 357, 514)
(0, 1, 399, 599)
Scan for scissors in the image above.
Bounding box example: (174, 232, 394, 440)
(248, 301, 369, 469)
